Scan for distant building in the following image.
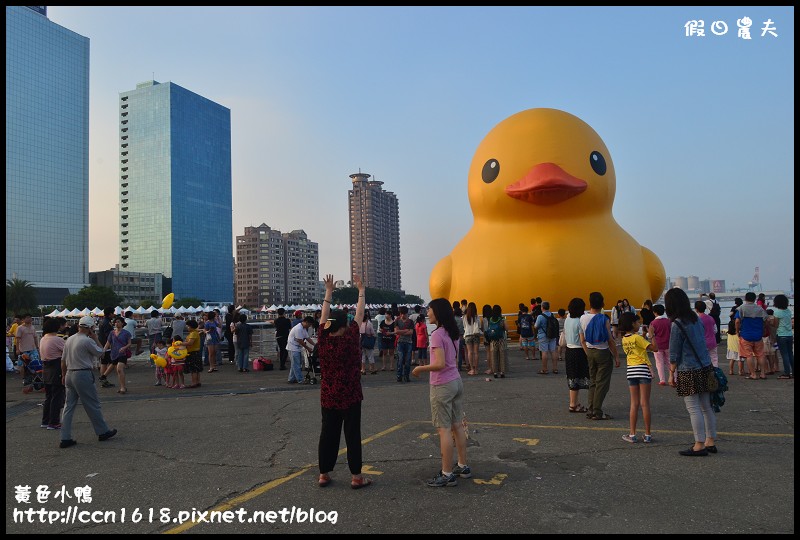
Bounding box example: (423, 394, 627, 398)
(673, 276, 688, 290)
(90, 266, 166, 306)
(6, 6, 89, 294)
(687, 275, 700, 291)
(117, 80, 232, 303)
(348, 172, 401, 292)
(235, 224, 319, 307)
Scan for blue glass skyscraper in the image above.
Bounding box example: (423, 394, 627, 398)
(6, 6, 90, 293)
(119, 80, 232, 303)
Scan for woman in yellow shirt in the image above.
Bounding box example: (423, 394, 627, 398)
(620, 312, 657, 444)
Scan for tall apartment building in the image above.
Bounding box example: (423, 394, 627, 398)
(348, 172, 401, 291)
(118, 80, 233, 303)
(235, 224, 319, 307)
(6, 6, 90, 300)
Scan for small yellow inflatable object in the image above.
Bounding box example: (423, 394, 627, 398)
(150, 353, 167, 369)
(429, 108, 666, 313)
(167, 340, 188, 361)
(162, 293, 175, 310)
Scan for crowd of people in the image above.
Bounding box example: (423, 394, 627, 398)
(5, 288, 793, 469)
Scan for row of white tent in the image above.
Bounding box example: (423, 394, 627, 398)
(45, 305, 238, 318)
(45, 303, 419, 318)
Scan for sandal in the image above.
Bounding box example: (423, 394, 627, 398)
(590, 413, 613, 421)
(552, 370, 559, 374)
(537, 370, 548, 375)
(319, 473, 331, 487)
(350, 476, 372, 490)
(568, 404, 588, 413)
(778, 375, 792, 379)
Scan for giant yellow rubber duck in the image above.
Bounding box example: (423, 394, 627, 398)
(429, 108, 666, 313)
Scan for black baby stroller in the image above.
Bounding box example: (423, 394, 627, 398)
(303, 342, 321, 385)
(22, 353, 44, 394)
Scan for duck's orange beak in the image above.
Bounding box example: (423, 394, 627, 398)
(505, 163, 587, 205)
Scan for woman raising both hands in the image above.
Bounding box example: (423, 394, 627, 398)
(316, 274, 372, 490)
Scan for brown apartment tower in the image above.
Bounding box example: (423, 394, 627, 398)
(348, 172, 401, 292)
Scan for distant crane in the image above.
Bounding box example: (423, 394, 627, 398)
(747, 267, 762, 292)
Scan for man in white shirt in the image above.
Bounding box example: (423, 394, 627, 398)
(124, 311, 142, 355)
(286, 316, 315, 384)
(579, 292, 619, 421)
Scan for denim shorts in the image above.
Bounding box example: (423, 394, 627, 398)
(538, 338, 556, 352)
(627, 377, 652, 386)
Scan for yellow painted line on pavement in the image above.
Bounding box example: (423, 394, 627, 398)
(163, 420, 412, 534)
(407, 420, 794, 438)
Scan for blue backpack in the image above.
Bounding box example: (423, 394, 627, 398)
(485, 317, 504, 341)
(584, 314, 609, 345)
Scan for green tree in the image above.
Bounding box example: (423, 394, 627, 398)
(63, 286, 123, 310)
(6, 278, 38, 315)
(174, 297, 203, 308)
(137, 299, 159, 309)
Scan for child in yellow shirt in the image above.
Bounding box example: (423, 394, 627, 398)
(620, 312, 658, 444)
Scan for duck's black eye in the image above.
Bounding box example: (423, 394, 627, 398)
(482, 159, 500, 183)
(589, 151, 606, 176)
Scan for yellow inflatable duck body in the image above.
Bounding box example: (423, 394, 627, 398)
(167, 340, 188, 362)
(430, 108, 666, 314)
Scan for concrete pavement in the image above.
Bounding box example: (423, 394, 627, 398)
(6, 342, 794, 534)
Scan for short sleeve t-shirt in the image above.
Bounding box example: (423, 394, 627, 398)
(287, 323, 309, 352)
(622, 333, 652, 366)
(15, 324, 37, 352)
(185, 329, 201, 352)
(39, 334, 65, 361)
(649, 316, 672, 350)
(737, 303, 767, 342)
(395, 317, 414, 344)
(428, 327, 460, 386)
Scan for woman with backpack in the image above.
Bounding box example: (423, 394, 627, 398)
(486, 305, 507, 378)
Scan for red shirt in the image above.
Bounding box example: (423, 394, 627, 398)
(317, 321, 363, 410)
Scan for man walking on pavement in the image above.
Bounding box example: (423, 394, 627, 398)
(59, 316, 117, 448)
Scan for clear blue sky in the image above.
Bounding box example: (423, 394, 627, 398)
(47, 6, 795, 301)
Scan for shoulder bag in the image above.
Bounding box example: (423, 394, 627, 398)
(673, 320, 718, 395)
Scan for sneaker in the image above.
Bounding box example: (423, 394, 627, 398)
(397, 377, 403, 383)
(154, 381, 162, 386)
(426, 471, 457, 487)
(47, 424, 62, 430)
(60, 439, 77, 449)
(101, 380, 115, 388)
(452, 464, 472, 478)
(622, 434, 638, 443)
(643, 435, 653, 443)
(40, 424, 48, 428)
(98, 428, 117, 442)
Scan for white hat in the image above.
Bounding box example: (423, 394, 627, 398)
(78, 316, 95, 328)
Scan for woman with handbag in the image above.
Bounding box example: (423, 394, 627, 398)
(103, 316, 132, 394)
(665, 287, 717, 456)
(360, 312, 377, 375)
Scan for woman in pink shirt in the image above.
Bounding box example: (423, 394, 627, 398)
(39, 317, 66, 429)
(412, 298, 470, 487)
(695, 301, 719, 367)
(647, 304, 672, 385)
